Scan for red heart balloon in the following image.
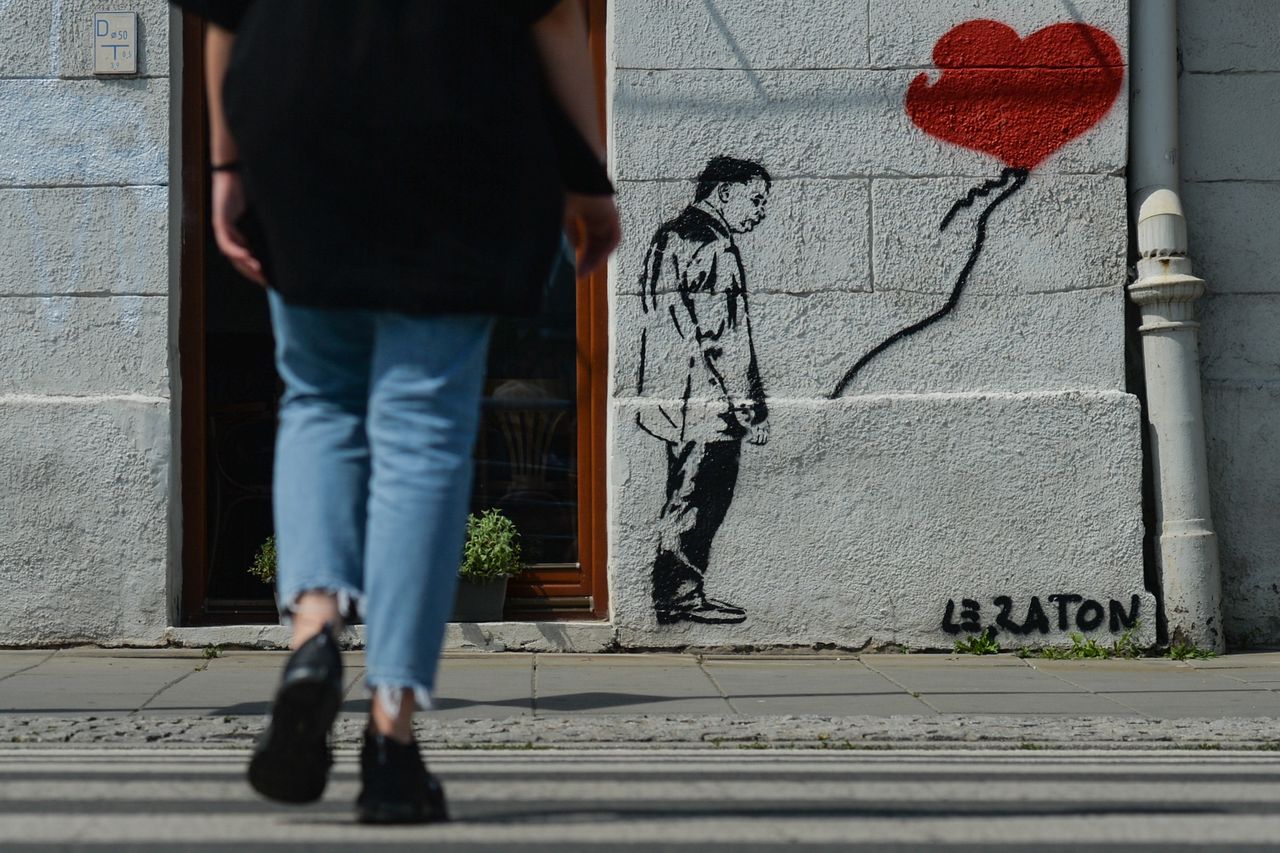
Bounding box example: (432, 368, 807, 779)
(905, 20, 1124, 170)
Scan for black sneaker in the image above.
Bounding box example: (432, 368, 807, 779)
(356, 732, 449, 824)
(247, 623, 344, 804)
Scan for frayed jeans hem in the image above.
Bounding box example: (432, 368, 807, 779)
(276, 584, 365, 625)
(365, 677, 435, 717)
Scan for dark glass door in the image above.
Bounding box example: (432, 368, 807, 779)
(180, 3, 610, 622)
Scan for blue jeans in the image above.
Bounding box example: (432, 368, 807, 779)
(267, 290, 493, 710)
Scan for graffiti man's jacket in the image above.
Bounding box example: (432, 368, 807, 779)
(635, 205, 767, 445)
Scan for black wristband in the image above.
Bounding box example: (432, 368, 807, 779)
(211, 161, 242, 173)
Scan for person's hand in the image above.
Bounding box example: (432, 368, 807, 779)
(564, 192, 621, 276)
(748, 419, 770, 446)
(211, 171, 267, 287)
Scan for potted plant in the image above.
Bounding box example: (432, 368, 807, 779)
(452, 509, 523, 622)
(248, 510, 522, 622)
(249, 535, 277, 584)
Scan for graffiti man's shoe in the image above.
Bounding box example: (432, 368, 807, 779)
(356, 732, 449, 824)
(703, 597, 746, 616)
(655, 598, 748, 625)
(247, 623, 343, 804)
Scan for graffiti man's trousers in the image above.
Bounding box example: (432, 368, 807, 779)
(652, 438, 743, 605)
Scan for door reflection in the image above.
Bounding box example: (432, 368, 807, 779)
(473, 242, 580, 569)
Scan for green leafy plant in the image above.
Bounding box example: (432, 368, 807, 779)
(953, 627, 1000, 655)
(1112, 621, 1143, 659)
(459, 509, 523, 584)
(202, 643, 224, 660)
(1065, 632, 1109, 659)
(1018, 623, 1147, 660)
(249, 535, 277, 584)
(248, 510, 525, 588)
(1169, 642, 1217, 661)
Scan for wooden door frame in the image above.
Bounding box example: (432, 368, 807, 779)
(177, 3, 612, 623)
(580, 0, 611, 620)
(178, 12, 209, 622)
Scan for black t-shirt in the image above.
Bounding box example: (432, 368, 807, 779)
(186, 0, 562, 30)
(175, 1, 611, 316)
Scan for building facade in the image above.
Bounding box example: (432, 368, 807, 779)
(0, 1, 1271, 651)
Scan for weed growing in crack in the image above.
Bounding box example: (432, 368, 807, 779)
(953, 627, 1000, 655)
(1169, 642, 1217, 661)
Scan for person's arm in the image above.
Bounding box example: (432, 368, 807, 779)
(531, 1, 620, 275)
(205, 24, 265, 285)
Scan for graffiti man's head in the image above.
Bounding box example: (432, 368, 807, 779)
(695, 156, 772, 233)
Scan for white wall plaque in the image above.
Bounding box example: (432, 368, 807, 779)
(93, 12, 138, 75)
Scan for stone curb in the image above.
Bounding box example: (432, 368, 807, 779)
(160, 622, 620, 653)
(6, 715, 1280, 751)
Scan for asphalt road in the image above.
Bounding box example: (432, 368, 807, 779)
(3, 747, 1280, 851)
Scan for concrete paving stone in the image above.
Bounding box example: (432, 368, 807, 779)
(0, 651, 56, 679)
(702, 659, 903, 696)
(343, 667, 365, 691)
(55, 648, 207, 660)
(1186, 652, 1280, 669)
(139, 665, 277, 716)
(429, 655, 534, 719)
(703, 660, 934, 716)
(1029, 662, 1263, 693)
(0, 656, 200, 716)
(122, 653, 362, 717)
(1098, 690, 1280, 719)
(333, 670, 370, 722)
(337, 656, 535, 720)
(920, 692, 1140, 716)
(863, 663, 1082, 695)
(535, 655, 731, 715)
(1209, 672, 1280, 686)
(860, 654, 1029, 668)
(180, 651, 366, 669)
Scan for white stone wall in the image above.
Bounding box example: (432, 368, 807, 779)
(0, 1, 172, 644)
(1180, 0, 1280, 647)
(608, 1, 1152, 648)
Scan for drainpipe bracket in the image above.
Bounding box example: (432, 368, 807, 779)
(1128, 270, 1206, 306)
(1137, 319, 1200, 333)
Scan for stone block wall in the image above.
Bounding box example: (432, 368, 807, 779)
(0, 1, 173, 644)
(607, 0, 1152, 648)
(1180, 0, 1280, 647)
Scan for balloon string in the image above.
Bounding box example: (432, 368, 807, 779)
(829, 166, 1029, 400)
(941, 167, 1025, 230)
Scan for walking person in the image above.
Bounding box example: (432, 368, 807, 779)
(175, 0, 619, 823)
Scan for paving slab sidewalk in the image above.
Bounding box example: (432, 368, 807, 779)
(4, 649, 1280, 749)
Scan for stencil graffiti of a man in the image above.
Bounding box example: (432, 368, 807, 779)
(635, 157, 771, 625)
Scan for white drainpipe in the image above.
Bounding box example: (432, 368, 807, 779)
(1128, 0, 1223, 651)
